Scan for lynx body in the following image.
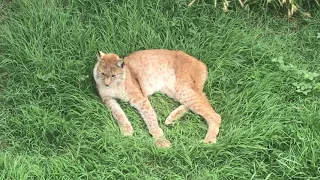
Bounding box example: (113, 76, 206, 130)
(93, 49, 221, 148)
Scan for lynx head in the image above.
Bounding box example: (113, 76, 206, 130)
(95, 51, 125, 87)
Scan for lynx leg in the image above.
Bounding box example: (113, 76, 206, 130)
(176, 90, 221, 143)
(103, 97, 134, 136)
(130, 97, 171, 148)
(165, 105, 188, 125)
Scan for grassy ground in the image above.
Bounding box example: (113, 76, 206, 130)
(1, 0, 320, 179)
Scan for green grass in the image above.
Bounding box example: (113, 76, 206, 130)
(1, 0, 320, 179)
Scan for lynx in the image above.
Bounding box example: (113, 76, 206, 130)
(93, 49, 221, 148)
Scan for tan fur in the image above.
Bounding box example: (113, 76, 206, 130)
(94, 49, 221, 148)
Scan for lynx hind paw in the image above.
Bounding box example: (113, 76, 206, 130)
(165, 105, 188, 126)
(155, 137, 172, 148)
(202, 136, 217, 144)
(120, 123, 134, 136)
(203, 124, 220, 144)
(165, 116, 175, 125)
(165, 112, 182, 125)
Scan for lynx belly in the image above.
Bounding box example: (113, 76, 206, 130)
(141, 66, 176, 97)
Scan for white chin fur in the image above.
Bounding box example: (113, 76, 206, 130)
(93, 62, 100, 82)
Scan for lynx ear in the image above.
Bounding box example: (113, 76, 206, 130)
(116, 60, 124, 68)
(97, 50, 105, 60)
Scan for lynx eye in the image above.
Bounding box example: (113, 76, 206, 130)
(101, 72, 105, 76)
(111, 74, 116, 78)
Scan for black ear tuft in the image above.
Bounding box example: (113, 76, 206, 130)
(97, 50, 101, 58)
(116, 60, 124, 68)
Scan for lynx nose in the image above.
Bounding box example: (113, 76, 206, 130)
(104, 78, 111, 86)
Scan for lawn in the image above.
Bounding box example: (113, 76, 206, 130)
(1, 0, 320, 179)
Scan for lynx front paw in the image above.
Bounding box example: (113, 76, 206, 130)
(155, 137, 171, 148)
(120, 123, 134, 136)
